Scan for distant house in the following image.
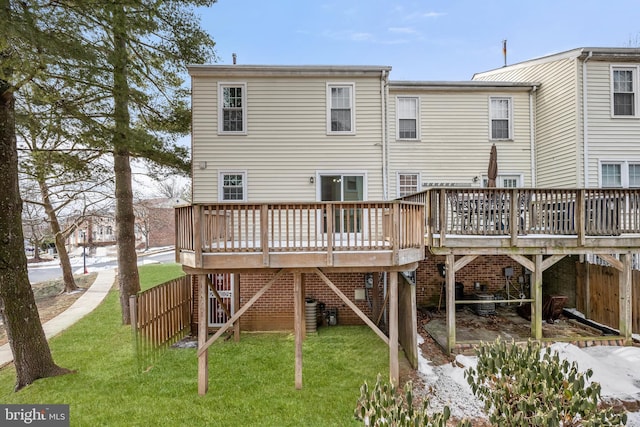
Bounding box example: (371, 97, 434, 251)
(134, 197, 186, 250)
(474, 47, 640, 189)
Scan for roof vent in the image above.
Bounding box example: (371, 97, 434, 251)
(232, 53, 237, 65)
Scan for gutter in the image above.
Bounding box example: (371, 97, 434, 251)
(582, 50, 593, 187)
(381, 70, 389, 200)
(529, 85, 538, 186)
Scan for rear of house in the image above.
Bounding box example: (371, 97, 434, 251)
(473, 47, 640, 190)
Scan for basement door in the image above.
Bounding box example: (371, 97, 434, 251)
(207, 273, 235, 327)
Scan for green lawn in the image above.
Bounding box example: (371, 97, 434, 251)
(0, 264, 387, 426)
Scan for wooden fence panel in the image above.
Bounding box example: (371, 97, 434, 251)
(576, 263, 640, 333)
(131, 275, 192, 369)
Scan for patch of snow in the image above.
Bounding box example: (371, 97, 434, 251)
(416, 335, 640, 424)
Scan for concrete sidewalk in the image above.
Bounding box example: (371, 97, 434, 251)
(0, 269, 116, 368)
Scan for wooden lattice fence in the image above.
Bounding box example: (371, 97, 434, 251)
(130, 275, 192, 369)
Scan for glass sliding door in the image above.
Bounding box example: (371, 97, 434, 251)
(320, 174, 364, 233)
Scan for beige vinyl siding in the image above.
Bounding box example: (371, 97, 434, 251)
(191, 74, 385, 203)
(387, 89, 533, 198)
(474, 57, 581, 187)
(585, 60, 640, 187)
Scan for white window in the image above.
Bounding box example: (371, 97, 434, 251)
(611, 67, 638, 117)
(327, 83, 355, 134)
(489, 97, 512, 140)
(600, 161, 640, 188)
(218, 83, 246, 134)
(219, 172, 247, 201)
(397, 173, 420, 197)
(396, 97, 419, 140)
(483, 174, 522, 188)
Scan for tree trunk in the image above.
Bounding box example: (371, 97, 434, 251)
(37, 178, 78, 293)
(112, 3, 139, 324)
(0, 90, 72, 391)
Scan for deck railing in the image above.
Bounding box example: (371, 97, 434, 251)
(176, 201, 424, 258)
(401, 188, 640, 242)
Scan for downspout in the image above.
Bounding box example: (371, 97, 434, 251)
(582, 51, 593, 187)
(529, 85, 538, 186)
(380, 70, 389, 200)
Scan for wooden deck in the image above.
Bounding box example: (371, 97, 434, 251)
(174, 188, 640, 393)
(175, 201, 425, 271)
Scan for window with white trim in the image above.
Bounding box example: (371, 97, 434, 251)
(612, 67, 637, 117)
(483, 174, 522, 188)
(219, 172, 246, 201)
(396, 97, 419, 140)
(218, 83, 246, 133)
(327, 83, 354, 133)
(601, 161, 640, 188)
(397, 173, 420, 197)
(489, 97, 512, 140)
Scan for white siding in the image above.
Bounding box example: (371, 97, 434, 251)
(474, 58, 581, 187)
(585, 60, 640, 187)
(191, 73, 385, 203)
(387, 88, 533, 198)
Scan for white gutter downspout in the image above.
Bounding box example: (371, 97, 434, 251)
(582, 51, 593, 187)
(529, 85, 538, 186)
(380, 70, 389, 200)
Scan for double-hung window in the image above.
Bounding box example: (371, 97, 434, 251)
(219, 83, 246, 134)
(396, 97, 419, 140)
(327, 83, 355, 134)
(489, 97, 512, 140)
(397, 173, 420, 197)
(612, 67, 637, 117)
(219, 172, 247, 201)
(601, 161, 640, 188)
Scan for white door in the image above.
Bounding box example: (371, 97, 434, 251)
(208, 273, 234, 327)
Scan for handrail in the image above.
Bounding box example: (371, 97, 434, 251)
(176, 201, 424, 255)
(399, 187, 640, 240)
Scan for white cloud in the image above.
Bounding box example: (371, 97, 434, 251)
(388, 26, 421, 36)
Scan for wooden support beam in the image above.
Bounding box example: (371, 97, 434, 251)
(531, 255, 543, 340)
(445, 254, 455, 354)
(508, 254, 535, 273)
(197, 274, 208, 395)
(453, 254, 477, 272)
(598, 254, 623, 271)
(619, 253, 633, 345)
(197, 269, 286, 357)
(389, 271, 399, 386)
(233, 274, 240, 342)
(541, 254, 567, 272)
(314, 268, 389, 345)
(294, 272, 304, 389)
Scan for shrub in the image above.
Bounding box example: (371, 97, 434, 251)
(464, 339, 627, 426)
(354, 373, 471, 426)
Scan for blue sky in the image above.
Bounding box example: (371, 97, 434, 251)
(197, 0, 640, 80)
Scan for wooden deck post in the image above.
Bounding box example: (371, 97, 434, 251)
(389, 271, 399, 386)
(197, 274, 208, 395)
(445, 254, 455, 354)
(619, 253, 633, 345)
(233, 273, 240, 342)
(294, 272, 304, 389)
(531, 255, 543, 340)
